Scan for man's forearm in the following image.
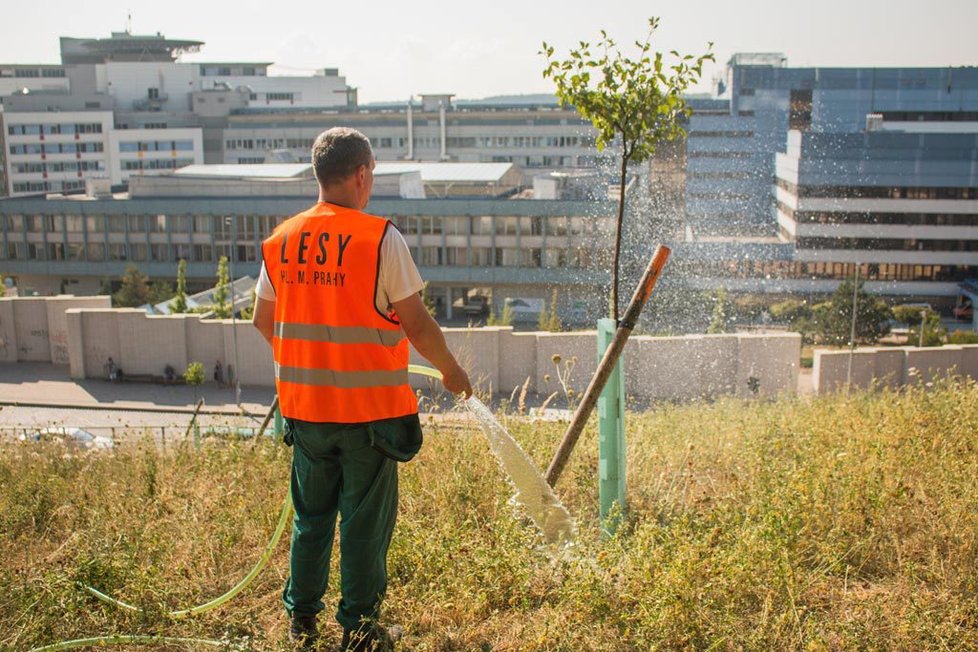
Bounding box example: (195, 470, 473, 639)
(408, 317, 460, 375)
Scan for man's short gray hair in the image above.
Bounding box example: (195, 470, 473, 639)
(311, 127, 373, 186)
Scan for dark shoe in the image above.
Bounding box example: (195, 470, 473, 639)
(290, 613, 319, 649)
(341, 623, 401, 651)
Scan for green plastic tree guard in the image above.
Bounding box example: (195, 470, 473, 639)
(274, 404, 284, 438)
(596, 317, 626, 534)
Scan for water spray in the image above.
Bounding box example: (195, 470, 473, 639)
(410, 365, 576, 543)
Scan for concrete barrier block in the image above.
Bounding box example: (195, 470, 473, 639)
(223, 320, 274, 387)
(65, 309, 85, 379)
(187, 318, 225, 372)
(115, 310, 186, 376)
(736, 333, 801, 398)
(80, 310, 121, 379)
(811, 348, 876, 395)
(629, 336, 701, 401)
(872, 348, 905, 390)
(813, 349, 843, 394)
(498, 330, 536, 395)
(696, 334, 740, 398)
(45, 296, 110, 365)
(0, 299, 17, 364)
(958, 344, 978, 380)
(905, 346, 962, 386)
(441, 327, 500, 392)
(12, 297, 50, 362)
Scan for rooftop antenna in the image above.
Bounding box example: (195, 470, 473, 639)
(126, 11, 132, 34)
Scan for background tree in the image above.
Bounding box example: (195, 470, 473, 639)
(421, 282, 437, 317)
(542, 18, 712, 319)
(211, 256, 232, 319)
(488, 300, 515, 327)
(547, 288, 562, 332)
(814, 279, 892, 345)
(893, 305, 946, 347)
(770, 298, 817, 343)
(113, 264, 151, 307)
(170, 259, 189, 314)
(0, 274, 6, 298)
(240, 287, 257, 321)
(148, 280, 174, 307)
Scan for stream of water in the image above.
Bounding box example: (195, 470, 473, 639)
(464, 396, 576, 545)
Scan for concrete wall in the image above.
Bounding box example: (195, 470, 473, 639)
(813, 344, 978, 394)
(0, 300, 16, 363)
(45, 296, 111, 364)
(20, 294, 800, 401)
(0, 295, 108, 364)
(11, 298, 50, 362)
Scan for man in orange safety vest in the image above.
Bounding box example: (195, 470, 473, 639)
(253, 127, 471, 651)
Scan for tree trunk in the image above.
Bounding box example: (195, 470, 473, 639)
(611, 151, 629, 320)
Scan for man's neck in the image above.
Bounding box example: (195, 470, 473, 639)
(318, 188, 360, 210)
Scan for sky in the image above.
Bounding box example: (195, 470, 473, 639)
(2, 0, 976, 103)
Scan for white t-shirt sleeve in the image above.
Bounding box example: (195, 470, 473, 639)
(256, 262, 275, 300)
(377, 224, 424, 313)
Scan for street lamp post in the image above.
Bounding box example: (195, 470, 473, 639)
(919, 309, 926, 348)
(845, 265, 860, 390)
(226, 216, 242, 405)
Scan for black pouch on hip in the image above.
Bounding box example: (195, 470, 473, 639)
(282, 417, 295, 447)
(368, 415, 424, 462)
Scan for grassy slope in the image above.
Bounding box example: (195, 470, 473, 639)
(2, 382, 978, 651)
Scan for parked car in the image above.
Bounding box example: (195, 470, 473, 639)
(454, 294, 490, 317)
(19, 427, 114, 451)
(953, 300, 973, 321)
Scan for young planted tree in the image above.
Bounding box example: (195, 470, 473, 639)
(542, 18, 712, 319)
(183, 361, 205, 404)
(211, 256, 232, 319)
(113, 264, 151, 307)
(170, 259, 189, 314)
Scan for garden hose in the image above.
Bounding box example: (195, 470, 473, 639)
(81, 365, 444, 619)
(29, 635, 223, 651)
(83, 488, 292, 618)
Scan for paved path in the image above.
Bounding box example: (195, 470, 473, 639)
(0, 363, 278, 442)
(0, 363, 274, 415)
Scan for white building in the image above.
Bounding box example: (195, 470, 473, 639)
(0, 31, 355, 197)
(3, 111, 113, 195)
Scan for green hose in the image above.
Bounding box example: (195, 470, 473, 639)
(29, 635, 223, 651)
(83, 365, 444, 619)
(408, 363, 443, 380)
(84, 488, 293, 618)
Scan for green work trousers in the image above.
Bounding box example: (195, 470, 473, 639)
(282, 418, 398, 631)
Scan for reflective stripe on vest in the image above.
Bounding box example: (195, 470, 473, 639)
(274, 321, 405, 347)
(275, 364, 408, 388)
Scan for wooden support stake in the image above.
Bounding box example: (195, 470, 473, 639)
(545, 245, 670, 487)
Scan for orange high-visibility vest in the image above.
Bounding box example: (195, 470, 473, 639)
(261, 202, 418, 423)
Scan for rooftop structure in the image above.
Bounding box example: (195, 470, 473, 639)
(59, 32, 204, 64)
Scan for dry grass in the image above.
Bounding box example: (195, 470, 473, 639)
(2, 380, 978, 650)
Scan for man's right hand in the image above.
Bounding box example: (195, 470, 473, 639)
(442, 363, 472, 399)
